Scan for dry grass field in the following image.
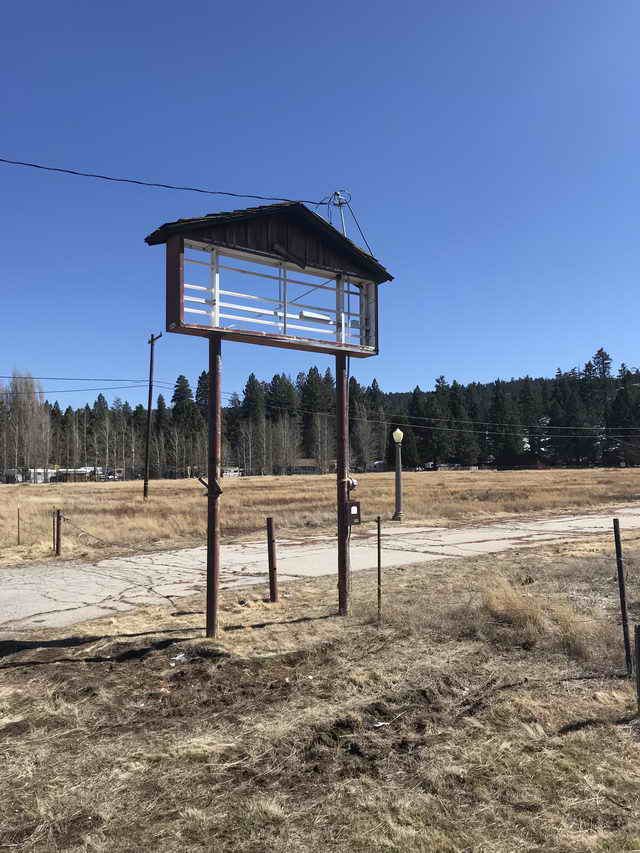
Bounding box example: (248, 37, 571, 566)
(1, 468, 640, 567)
(1, 531, 640, 851)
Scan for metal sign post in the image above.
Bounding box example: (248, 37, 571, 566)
(336, 352, 350, 616)
(206, 335, 222, 637)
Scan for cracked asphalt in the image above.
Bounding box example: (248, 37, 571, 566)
(2, 506, 639, 635)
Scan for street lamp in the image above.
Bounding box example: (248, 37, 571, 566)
(392, 428, 403, 521)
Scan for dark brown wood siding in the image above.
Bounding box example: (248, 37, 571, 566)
(182, 211, 374, 280)
(165, 235, 184, 332)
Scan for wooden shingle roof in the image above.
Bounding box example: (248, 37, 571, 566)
(145, 201, 392, 284)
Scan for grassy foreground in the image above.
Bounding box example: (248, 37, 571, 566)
(2, 467, 640, 567)
(2, 533, 640, 851)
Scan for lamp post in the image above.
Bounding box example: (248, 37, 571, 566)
(392, 427, 403, 521)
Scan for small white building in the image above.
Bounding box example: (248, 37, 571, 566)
(4, 468, 52, 484)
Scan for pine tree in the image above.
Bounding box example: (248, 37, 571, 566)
(422, 391, 452, 467)
(241, 373, 267, 474)
(366, 378, 384, 411)
(299, 367, 323, 458)
(408, 386, 427, 464)
(448, 381, 478, 465)
(155, 394, 169, 436)
(593, 347, 613, 419)
(488, 381, 523, 465)
(242, 373, 266, 420)
(266, 373, 297, 419)
(605, 387, 634, 465)
(172, 375, 193, 406)
(518, 376, 543, 458)
(195, 371, 209, 419)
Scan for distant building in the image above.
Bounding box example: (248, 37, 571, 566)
(4, 468, 54, 484)
(53, 467, 102, 482)
(290, 458, 321, 475)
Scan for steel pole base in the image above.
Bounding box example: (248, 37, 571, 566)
(392, 513, 403, 521)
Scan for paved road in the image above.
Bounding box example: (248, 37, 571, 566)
(2, 506, 639, 634)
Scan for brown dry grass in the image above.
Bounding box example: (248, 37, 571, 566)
(2, 467, 640, 567)
(1, 539, 640, 851)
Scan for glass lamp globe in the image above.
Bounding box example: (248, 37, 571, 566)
(392, 428, 404, 444)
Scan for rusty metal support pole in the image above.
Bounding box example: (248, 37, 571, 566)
(377, 515, 382, 628)
(206, 335, 222, 638)
(267, 517, 278, 602)
(17, 506, 20, 546)
(52, 509, 56, 552)
(613, 518, 632, 677)
(143, 332, 162, 501)
(336, 352, 350, 616)
(55, 508, 62, 557)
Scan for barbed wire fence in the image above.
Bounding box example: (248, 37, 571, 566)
(11, 501, 640, 699)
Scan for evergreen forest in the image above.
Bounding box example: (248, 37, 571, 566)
(2, 348, 640, 480)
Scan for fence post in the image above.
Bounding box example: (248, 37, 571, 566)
(267, 517, 278, 603)
(635, 626, 640, 715)
(55, 508, 62, 557)
(377, 515, 382, 628)
(613, 518, 632, 677)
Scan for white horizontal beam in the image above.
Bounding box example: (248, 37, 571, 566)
(219, 313, 333, 334)
(184, 239, 372, 286)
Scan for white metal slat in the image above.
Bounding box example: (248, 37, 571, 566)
(218, 313, 333, 334)
(183, 242, 369, 345)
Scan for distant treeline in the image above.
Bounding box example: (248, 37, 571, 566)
(2, 347, 639, 480)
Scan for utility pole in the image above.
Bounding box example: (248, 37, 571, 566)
(143, 332, 162, 500)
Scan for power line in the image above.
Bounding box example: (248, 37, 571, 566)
(227, 397, 640, 441)
(0, 157, 328, 206)
(5, 384, 150, 396)
(7, 377, 640, 430)
(219, 389, 640, 437)
(6, 376, 639, 438)
(397, 410, 640, 432)
(345, 199, 374, 255)
(1, 374, 175, 384)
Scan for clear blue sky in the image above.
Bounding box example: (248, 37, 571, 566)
(2, 1, 639, 408)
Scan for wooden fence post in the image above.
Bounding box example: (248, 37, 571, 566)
(267, 517, 278, 603)
(377, 515, 382, 628)
(55, 509, 62, 557)
(613, 518, 632, 677)
(635, 626, 640, 715)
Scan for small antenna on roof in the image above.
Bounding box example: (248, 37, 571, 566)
(329, 190, 351, 237)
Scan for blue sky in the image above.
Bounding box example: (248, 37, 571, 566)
(2, 1, 639, 407)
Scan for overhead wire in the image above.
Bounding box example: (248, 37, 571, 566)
(0, 157, 328, 207)
(345, 199, 374, 255)
(0, 374, 176, 384)
(239, 398, 640, 441)
(5, 384, 150, 396)
(5, 380, 640, 440)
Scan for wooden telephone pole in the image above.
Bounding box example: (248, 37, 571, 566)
(143, 332, 162, 500)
